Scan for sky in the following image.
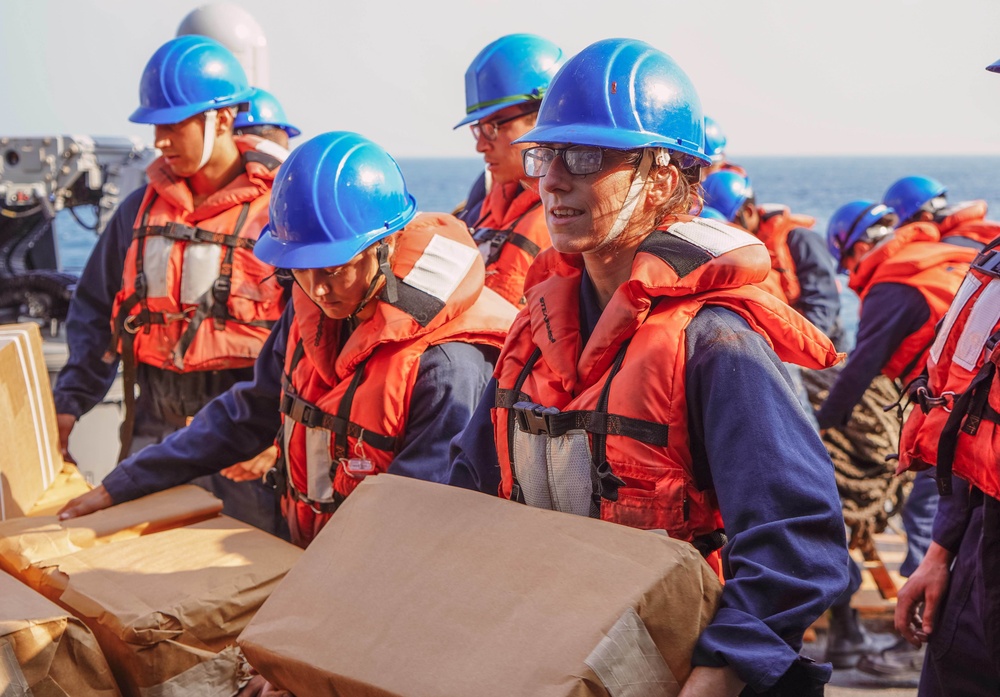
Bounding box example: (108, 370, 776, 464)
(3, 0, 1000, 158)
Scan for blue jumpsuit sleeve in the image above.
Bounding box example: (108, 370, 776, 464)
(686, 307, 849, 691)
(446, 379, 502, 494)
(388, 342, 497, 483)
(454, 171, 487, 227)
(101, 304, 291, 503)
(815, 283, 929, 429)
(786, 228, 841, 336)
(52, 188, 145, 418)
(932, 475, 974, 554)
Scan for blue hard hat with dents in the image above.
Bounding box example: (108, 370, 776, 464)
(513, 38, 709, 165)
(254, 132, 418, 270)
(826, 200, 897, 271)
(703, 116, 727, 163)
(130, 35, 256, 125)
(882, 176, 947, 225)
(701, 171, 753, 222)
(234, 88, 301, 137)
(456, 34, 564, 128)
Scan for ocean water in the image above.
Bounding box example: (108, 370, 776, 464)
(56, 155, 1000, 275)
(53, 155, 1000, 348)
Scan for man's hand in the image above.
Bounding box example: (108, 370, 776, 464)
(895, 541, 953, 647)
(678, 665, 745, 697)
(56, 413, 77, 465)
(57, 485, 114, 520)
(220, 445, 278, 482)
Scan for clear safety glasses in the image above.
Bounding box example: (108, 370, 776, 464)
(470, 112, 532, 142)
(521, 145, 609, 178)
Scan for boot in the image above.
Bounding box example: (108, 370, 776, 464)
(824, 605, 897, 669)
(856, 637, 925, 682)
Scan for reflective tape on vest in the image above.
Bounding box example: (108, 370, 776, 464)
(401, 234, 479, 303)
(955, 279, 1000, 371)
(180, 243, 224, 305)
(284, 421, 335, 503)
(930, 272, 982, 365)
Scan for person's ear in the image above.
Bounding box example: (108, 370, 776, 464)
(645, 164, 679, 208)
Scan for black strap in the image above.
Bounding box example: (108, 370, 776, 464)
(134, 221, 258, 250)
(480, 200, 543, 267)
(590, 342, 631, 506)
(510, 405, 668, 445)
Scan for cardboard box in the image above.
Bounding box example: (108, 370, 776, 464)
(0, 485, 224, 585)
(33, 515, 301, 697)
(27, 462, 95, 517)
(239, 475, 723, 697)
(0, 323, 63, 520)
(0, 571, 120, 696)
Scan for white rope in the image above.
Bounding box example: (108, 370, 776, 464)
(595, 149, 654, 252)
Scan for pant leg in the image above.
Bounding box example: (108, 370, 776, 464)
(901, 469, 940, 577)
(917, 504, 1000, 696)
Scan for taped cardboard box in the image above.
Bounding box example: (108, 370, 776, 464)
(0, 485, 224, 587)
(33, 515, 301, 697)
(239, 475, 723, 697)
(0, 323, 63, 520)
(0, 571, 120, 697)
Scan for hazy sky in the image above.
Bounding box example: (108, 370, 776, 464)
(3, 0, 1000, 158)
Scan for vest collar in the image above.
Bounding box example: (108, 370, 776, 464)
(849, 222, 941, 295)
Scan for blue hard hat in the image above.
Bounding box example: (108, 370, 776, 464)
(987, 59, 1000, 73)
(130, 35, 256, 125)
(826, 200, 897, 271)
(234, 88, 301, 137)
(254, 132, 418, 270)
(882, 176, 947, 224)
(704, 116, 726, 164)
(698, 206, 728, 222)
(513, 38, 708, 164)
(701, 171, 753, 222)
(456, 34, 564, 128)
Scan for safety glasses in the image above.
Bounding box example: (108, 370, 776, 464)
(521, 145, 611, 178)
(470, 112, 533, 142)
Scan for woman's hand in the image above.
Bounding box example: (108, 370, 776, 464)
(895, 541, 953, 647)
(57, 485, 113, 520)
(678, 665, 745, 697)
(220, 445, 278, 482)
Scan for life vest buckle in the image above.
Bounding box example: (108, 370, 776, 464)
(123, 314, 143, 334)
(512, 401, 560, 435)
(973, 249, 1000, 279)
(915, 386, 956, 413)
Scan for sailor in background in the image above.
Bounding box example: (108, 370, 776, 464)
(59, 131, 515, 549)
(449, 38, 848, 696)
(884, 174, 1000, 250)
(52, 36, 287, 535)
(452, 34, 564, 307)
(701, 115, 747, 177)
(233, 87, 300, 155)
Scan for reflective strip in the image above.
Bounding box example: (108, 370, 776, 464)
(143, 237, 174, 298)
(954, 279, 1000, 371)
(305, 427, 334, 502)
(930, 272, 982, 365)
(401, 234, 478, 303)
(666, 219, 763, 258)
(180, 243, 223, 305)
(585, 607, 680, 697)
(253, 139, 290, 163)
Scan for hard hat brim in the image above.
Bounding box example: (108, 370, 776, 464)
(513, 123, 711, 165)
(454, 99, 535, 129)
(129, 88, 257, 125)
(988, 59, 1000, 73)
(254, 204, 417, 270)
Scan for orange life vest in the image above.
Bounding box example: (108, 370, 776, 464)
(898, 240, 1000, 499)
(936, 200, 1000, 246)
(471, 181, 550, 308)
(848, 223, 977, 383)
(492, 218, 841, 575)
(109, 135, 285, 372)
(755, 205, 816, 306)
(279, 213, 516, 545)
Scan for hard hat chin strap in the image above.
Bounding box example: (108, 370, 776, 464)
(198, 109, 219, 171)
(350, 240, 398, 319)
(595, 149, 654, 253)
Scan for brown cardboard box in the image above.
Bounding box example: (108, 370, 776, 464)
(27, 462, 95, 517)
(34, 515, 301, 697)
(239, 475, 723, 697)
(0, 571, 120, 696)
(0, 323, 64, 520)
(0, 485, 224, 585)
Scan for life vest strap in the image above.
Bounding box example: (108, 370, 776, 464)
(510, 403, 669, 446)
(135, 222, 258, 250)
(278, 390, 398, 454)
